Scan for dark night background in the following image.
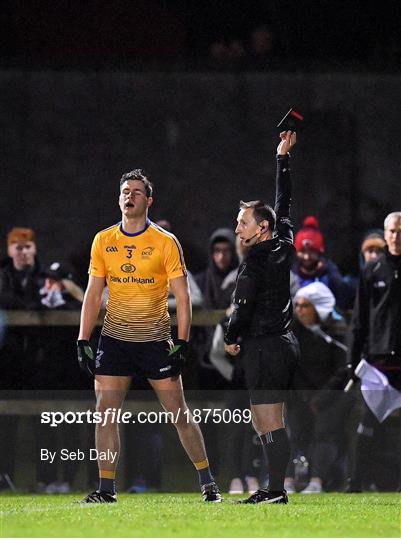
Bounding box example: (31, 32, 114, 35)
(1, 0, 401, 280)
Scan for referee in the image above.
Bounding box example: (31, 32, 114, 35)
(224, 131, 299, 504)
(77, 169, 221, 503)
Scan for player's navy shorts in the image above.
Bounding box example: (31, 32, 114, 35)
(241, 331, 300, 405)
(95, 334, 179, 379)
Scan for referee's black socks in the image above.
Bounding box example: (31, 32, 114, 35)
(259, 428, 290, 491)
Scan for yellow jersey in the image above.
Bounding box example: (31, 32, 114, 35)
(89, 219, 187, 342)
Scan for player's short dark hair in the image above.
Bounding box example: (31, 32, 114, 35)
(239, 200, 276, 231)
(120, 169, 153, 197)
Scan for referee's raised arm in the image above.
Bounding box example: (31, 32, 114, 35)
(274, 131, 296, 244)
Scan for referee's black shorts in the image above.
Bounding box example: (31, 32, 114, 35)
(95, 334, 179, 380)
(241, 331, 299, 405)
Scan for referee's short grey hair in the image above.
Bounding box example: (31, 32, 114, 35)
(384, 212, 401, 229)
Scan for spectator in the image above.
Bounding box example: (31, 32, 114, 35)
(35, 260, 86, 390)
(0, 227, 46, 390)
(293, 216, 355, 310)
(347, 211, 401, 492)
(195, 228, 238, 310)
(0, 227, 44, 309)
(0, 228, 44, 491)
(285, 282, 352, 494)
(34, 261, 86, 493)
(344, 230, 387, 300)
(194, 228, 238, 388)
(360, 230, 386, 267)
(40, 261, 84, 309)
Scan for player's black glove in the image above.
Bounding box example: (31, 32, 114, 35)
(77, 340, 95, 377)
(168, 339, 188, 371)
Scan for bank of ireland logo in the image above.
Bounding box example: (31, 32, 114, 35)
(121, 263, 136, 273)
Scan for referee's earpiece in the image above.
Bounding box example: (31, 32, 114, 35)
(245, 223, 268, 244)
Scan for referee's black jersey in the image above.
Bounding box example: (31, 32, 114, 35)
(348, 248, 401, 368)
(225, 154, 295, 344)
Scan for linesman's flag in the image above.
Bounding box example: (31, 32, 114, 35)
(355, 359, 401, 423)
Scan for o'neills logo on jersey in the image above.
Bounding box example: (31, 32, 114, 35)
(121, 263, 136, 273)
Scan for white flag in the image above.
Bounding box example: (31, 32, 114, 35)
(355, 359, 401, 423)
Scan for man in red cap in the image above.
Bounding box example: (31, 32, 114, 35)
(292, 217, 355, 310)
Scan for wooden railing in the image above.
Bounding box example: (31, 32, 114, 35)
(2, 309, 226, 327)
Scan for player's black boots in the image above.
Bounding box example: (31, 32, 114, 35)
(201, 482, 223, 502)
(80, 490, 117, 503)
(239, 489, 288, 504)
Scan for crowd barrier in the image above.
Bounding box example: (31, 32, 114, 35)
(2, 309, 226, 327)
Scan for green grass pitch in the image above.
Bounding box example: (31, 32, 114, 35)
(1, 493, 400, 537)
